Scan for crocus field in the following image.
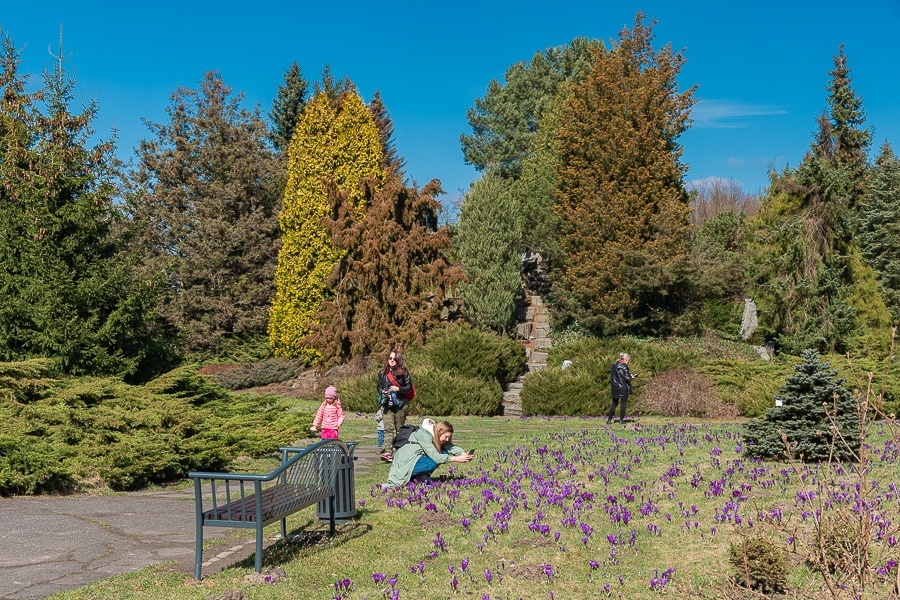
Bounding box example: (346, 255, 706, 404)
(52, 414, 900, 600)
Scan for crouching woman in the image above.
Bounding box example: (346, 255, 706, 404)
(386, 420, 472, 487)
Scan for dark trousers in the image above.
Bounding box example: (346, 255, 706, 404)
(384, 404, 408, 450)
(607, 396, 628, 422)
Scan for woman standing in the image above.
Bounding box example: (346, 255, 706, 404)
(386, 420, 472, 487)
(377, 349, 413, 462)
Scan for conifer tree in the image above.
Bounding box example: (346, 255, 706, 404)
(0, 33, 162, 375)
(456, 172, 523, 334)
(744, 349, 859, 462)
(859, 143, 900, 322)
(461, 37, 600, 179)
(746, 47, 883, 354)
(269, 87, 384, 359)
(269, 61, 309, 153)
(553, 13, 696, 334)
(368, 90, 405, 175)
(305, 176, 462, 366)
(126, 71, 281, 353)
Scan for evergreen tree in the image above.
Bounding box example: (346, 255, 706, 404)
(747, 47, 883, 354)
(0, 33, 162, 375)
(368, 90, 405, 175)
(305, 176, 462, 366)
(460, 37, 600, 178)
(455, 171, 523, 334)
(552, 13, 696, 334)
(269, 86, 384, 359)
(744, 349, 859, 462)
(859, 142, 900, 322)
(126, 71, 281, 353)
(269, 61, 309, 153)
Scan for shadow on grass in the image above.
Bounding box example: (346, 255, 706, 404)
(232, 518, 372, 572)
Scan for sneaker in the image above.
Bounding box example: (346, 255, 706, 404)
(380, 453, 393, 463)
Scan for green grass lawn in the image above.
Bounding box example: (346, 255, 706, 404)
(48, 413, 900, 599)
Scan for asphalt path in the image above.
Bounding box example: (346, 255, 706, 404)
(0, 442, 382, 599)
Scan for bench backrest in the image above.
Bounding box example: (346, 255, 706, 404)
(190, 439, 351, 523)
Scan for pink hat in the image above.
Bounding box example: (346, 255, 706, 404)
(325, 386, 338, 398)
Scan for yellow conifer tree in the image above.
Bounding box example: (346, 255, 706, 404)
(269, 89, 384, 358)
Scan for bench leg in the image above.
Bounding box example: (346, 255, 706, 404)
(255, 521, 264, 573)
(281, 517, 287, 540)
(194, 521, 203, 580)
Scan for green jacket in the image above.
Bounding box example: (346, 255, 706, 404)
(386, 426, 464, 487)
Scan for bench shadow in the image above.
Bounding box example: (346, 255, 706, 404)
(230, 518, 372, 572)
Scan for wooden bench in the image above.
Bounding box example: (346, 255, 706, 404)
(188, 439, 351, 579)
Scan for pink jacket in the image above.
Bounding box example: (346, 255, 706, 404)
(313, 400, 345, 430)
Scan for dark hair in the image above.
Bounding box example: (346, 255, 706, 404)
(384, 349, 407, 377)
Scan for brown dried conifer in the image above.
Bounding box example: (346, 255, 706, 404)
(306, 176, 463, 366)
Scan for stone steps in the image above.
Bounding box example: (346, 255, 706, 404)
(503, 293, 550, 416)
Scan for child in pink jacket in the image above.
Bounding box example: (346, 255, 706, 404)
(311, 385, 345, 439)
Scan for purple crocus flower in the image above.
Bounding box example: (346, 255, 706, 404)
(484, 568, 493, 583)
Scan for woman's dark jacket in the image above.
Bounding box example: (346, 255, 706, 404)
(610, 361, 633, 398)
(377, 369, 413, 409)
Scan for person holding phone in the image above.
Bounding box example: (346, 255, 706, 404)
(385, 420, 472, 487)
(607, 352, 637, 425)
(377, 349, 413, 462)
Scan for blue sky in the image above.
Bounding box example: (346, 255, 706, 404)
(3, 1, 899, 208)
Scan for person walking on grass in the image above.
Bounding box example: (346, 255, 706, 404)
(608, 352, 637, 425)
(311, 385, 345, 439)
(377, 349, 413, 462)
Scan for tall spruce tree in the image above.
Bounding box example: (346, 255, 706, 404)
(859, 143, 900, 322)
(305, 176, 462, 366)
(126, 71, 281, 353)
(744, 349, 859, 462)
(0, 34, 162, 375)
(747, 47, 883, 354)
(269, 86, 384, 359)
(368, 90, 405, 175)
(269, 61, 309, 153)
(461, 37, 600, 179)
(553, 13, 696, 334)
(456, 171, 523, 334)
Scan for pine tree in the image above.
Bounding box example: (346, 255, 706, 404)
(0, 33, 163, 375)
(456, 171, 523, 334)
(553, 13, 696, 334)
(269, 87, 384, 359)
(269, 61, 309, 153)
(305, 176, 462, 366)
(126, 71, 281, 353)
(461, 37, 600, 178)
(744, 349, 859, 462)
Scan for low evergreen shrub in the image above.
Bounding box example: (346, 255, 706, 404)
(727, 536, 788, 594)
(698, 358, 796, 417)
(203, 358, 306, 390)
(0, 364, 304, 495)
(421, 325, 525, 386)
(338, 367, 502, 416)
(521, 366, 608, 416)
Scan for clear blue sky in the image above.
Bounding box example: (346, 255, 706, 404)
(3, 1, 899, 207)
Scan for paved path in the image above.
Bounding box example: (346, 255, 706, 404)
(0, 442, 383, 599)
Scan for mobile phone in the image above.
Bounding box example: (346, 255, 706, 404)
(469, 448, 476, 455)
